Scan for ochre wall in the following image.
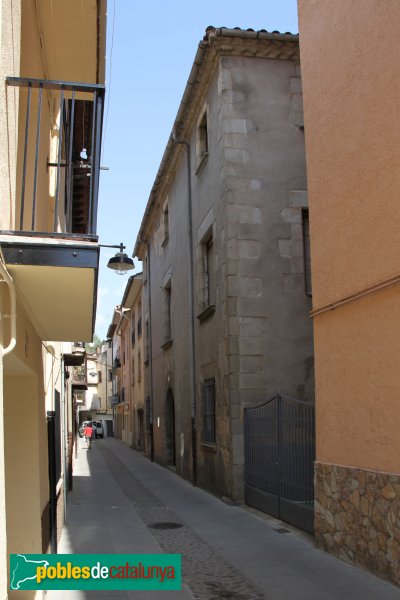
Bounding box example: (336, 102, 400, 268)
(299, 0, 400, 307)
(314, 287, 400, 472)
(298, 0, 400, 472)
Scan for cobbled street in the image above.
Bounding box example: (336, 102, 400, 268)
(47, 438, 399, 600)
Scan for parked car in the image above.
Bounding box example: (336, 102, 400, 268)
(93, 420, 104, 438)
(78, 420, 104, 439)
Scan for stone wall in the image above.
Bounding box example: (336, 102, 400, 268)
(315, 461, 400, 586)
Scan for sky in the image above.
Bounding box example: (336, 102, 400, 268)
(95, 0, 299, 341)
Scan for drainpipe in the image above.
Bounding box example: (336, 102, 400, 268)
(46, 410, 57, 552)
(0, 250, 17, 356)
(142, 238, 155, 462)
(172, 134, 197, 486)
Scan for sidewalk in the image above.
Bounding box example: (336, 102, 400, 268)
(48, 437, 399, 600)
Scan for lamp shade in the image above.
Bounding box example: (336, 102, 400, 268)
(107, 252, 134, 274)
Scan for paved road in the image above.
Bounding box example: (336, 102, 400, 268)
(47, 437, 399, 600)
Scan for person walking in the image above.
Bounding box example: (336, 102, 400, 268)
(84, 422, 93, 449)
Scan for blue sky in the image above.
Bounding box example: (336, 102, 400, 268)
(95, 0, 299, 340)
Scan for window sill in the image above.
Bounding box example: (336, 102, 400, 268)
(161, 339, 173, 351)
(197, 304, 215, 323)
(201, 442, 217, 452)
(195, 152, 209, 176)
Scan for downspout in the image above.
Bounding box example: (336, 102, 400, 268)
(143, 239, 155, 462)
(0, 250, 17, 356)
(172, 134, 197, 486)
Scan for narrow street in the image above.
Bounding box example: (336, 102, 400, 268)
(48, 438, 399, 600)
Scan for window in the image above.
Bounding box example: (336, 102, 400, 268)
(202, 378, 216, 444)
(131, 355, 135, 386)
(198, 229, 215, 321)
(162, 203, 169, 246)
(302, 209, 312, 296)
(196, 108, 209, 173)
(108, 369, 112, 382)
(98, 371, 102, 384)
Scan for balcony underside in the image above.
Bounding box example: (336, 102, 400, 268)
(0, 234, 99, 342)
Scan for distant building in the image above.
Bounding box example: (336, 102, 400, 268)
(107, 274, 145, 450)
(134, 27, 314, 509)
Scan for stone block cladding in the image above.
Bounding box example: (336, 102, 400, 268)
(315, 461, 400, 586)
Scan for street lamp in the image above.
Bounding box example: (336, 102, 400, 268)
(100, 243, 134, 275)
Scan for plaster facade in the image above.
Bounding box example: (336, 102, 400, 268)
(135, 28, 314, 500)
(0, 1, 106, 597)
(110, 275, 145, 451)
(298, 0, 400, 586)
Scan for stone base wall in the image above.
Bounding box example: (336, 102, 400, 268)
(315, 462, 400, 586)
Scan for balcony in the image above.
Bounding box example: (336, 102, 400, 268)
(0, 78, 105, 341)
(71, 365, 88, 391)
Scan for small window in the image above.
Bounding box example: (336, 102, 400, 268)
(197, 229, 216, 321)
(302, 209, 312, 296)
(108, 369, 112, 382)
(98, 371, 102, 384)
(196, 108, 209, 173)
(202, 378, 216, 444)
(162, 203, 169, 246)
(131, 356, 135, 386)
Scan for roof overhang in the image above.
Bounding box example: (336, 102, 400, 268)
(64, 352, 86, 366)
(30, 0, 107, 85)
(0, 234, 99, 341)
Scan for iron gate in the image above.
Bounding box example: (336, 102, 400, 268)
(244, 394, 315, 534)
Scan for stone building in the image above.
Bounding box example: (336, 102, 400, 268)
(299, 0, 400, 586)
(134, 26, 314, 503)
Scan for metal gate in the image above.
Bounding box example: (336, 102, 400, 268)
(244, 394, 315, 534)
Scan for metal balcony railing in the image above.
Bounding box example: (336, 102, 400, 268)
(71, 366, 87, 385)
(5, 77, 105, 238)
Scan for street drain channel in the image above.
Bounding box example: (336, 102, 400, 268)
(148, 522, 183, 530)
